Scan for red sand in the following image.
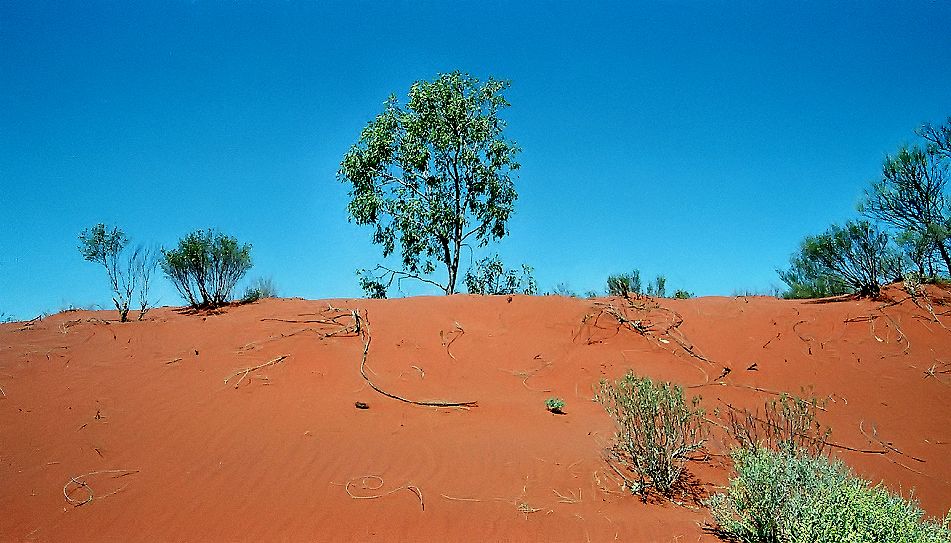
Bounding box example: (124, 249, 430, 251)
(2, 286, 950, 542)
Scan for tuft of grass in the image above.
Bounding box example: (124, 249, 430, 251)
(707, 447, 951, 543)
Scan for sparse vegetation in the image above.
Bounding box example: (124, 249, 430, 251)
(547, 282, 578, 297)
(161, 229, 252, 309)
(241, 277, 278, 304)
(726, 393, 830, 458)
(607, 271, 641, 298)
(672, 289, 692, 299)
(339, 71, 520, 296)
(595, 371, 705, 497)
(465, 255, 536, 295)
(78, 223, 158, 322)
(707, 447, 951, 543)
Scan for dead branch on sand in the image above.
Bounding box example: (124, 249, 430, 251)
(440, 321, 465, 360)
(501, 355, 553, 392)
(63, 469, 139, 506)
(354, 310, 477, 408)
(579, 301, 712, 364)
(224, 355, 289, 388)
(344, 475, 424, 511)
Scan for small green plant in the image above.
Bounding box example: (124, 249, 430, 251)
(241, 277, 278, 304)
(465, 255, 537, 295)
(707, 447, 951, 543)
(595, 371, 705, 497)
(672, 289, 693, 299)
(545, 397, 566, 414)
(161, 229, 252, 309)
(645, 275, 666, 297)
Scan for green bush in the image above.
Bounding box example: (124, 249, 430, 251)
(607, 270, 641, 297)
(708, 447, 951, 543)
(465, 255, 537, 295)
(595, 371, 705, 496)
(779, 220, 899, 298)
(161, 229, 252, 309)
(241, 276, 278, 304)
(672, 289, 693, 299)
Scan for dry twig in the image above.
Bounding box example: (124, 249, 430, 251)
(224, 355, 289, 388)
(345, 475, 424, 511)
(63, 469, 139, 506)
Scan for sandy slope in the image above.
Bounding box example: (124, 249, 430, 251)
(1, 287, 950, 542)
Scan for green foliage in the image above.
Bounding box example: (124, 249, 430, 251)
(465, 255, 536, 295)
(778, 220, 898, 298)
(545, 397, 566, 413)
(595, 371, 705, 496)
(339, 71, 521, 296)
(358, 273, 388, 299)
(607, 270, 641, 298)
(707, 447, 951, 543)
(672, 289, 693, 299)
(645, 275, 666, 297)
(240, 276, 277, 304)
(860, 119, 951, 276)
(161, 229, 252, 309)
(79, 223, 158, 322)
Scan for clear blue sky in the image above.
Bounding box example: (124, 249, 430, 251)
(2, 1, 949, 319)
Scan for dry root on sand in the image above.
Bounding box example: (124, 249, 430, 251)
(63, 469, 140, 506)
(578, 300, 711, 364)
(224, 355, 289, 388)
(343, 475, 424, 511)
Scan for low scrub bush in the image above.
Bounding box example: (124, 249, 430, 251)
(708, 447, 951, 543)
(465, 255, 537, 295)
(726, 393, 830, 457)
(595, 371, 705, 497)
(607, 270, 641, 298)
(241, 277, 278, 303)
(161, 229, 252, 309)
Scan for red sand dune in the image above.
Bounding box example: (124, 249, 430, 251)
(2, 286, 950, 542)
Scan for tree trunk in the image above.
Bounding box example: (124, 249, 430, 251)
(938, 240, 951, 276)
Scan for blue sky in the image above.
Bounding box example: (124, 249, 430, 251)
(1, 1, 950, 319)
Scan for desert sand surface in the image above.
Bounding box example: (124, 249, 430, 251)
(2, 286, 950, 542)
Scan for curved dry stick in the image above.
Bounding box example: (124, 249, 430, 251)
(442, 322, 465, 360)
(859, 420, 926, 463)
(345, 475, 424, 511)
(356, 311, 477, 408)
(63, 469, 140, 507)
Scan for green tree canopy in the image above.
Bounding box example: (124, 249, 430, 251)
(860, 118, 951, 276)
(339, 71, 520, 295)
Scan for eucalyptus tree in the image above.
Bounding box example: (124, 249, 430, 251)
(339, 71, 520, 296)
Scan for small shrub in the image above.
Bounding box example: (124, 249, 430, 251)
(645, 275, 666, 297)
(465, 255, 537, 295)
(707, 447, 951, 543)
(241, 277, 278, 304)
(672, 289, 693, 299)
(545, 397, 566, 413)
(548, 282, 578, 297)
(595, 371, 705, 496)
(726, 393, 830, 458)
(161, 229, 252, 309)
(607, 270, 641, 297)
(79, 223, 158, 322)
